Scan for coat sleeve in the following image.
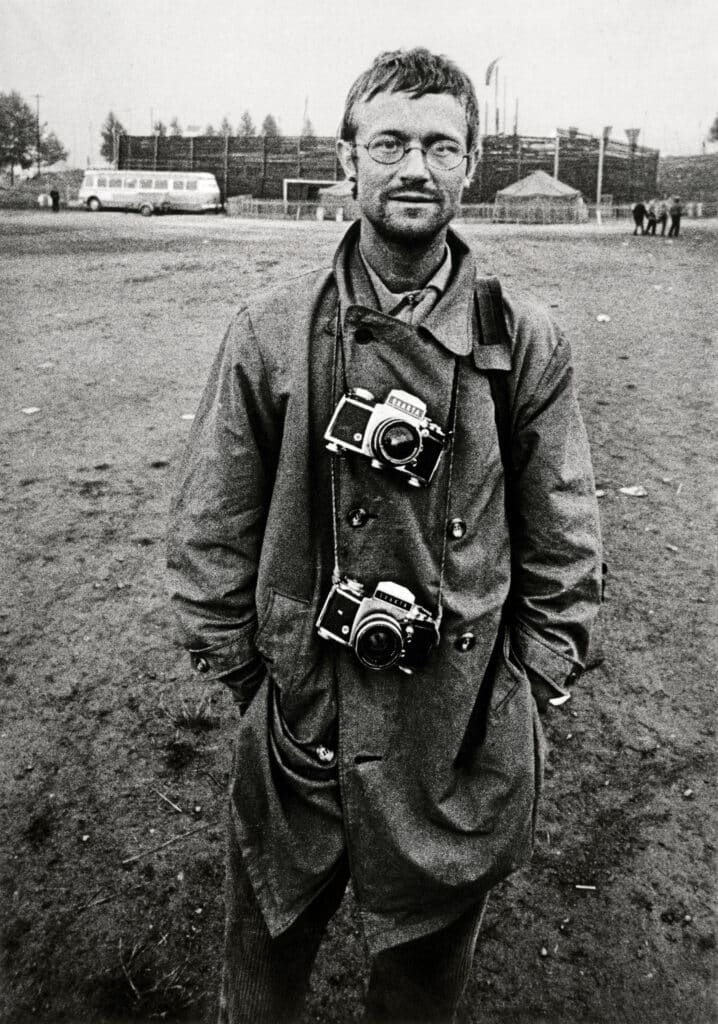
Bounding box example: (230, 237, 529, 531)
(505, 302, 603, 705)
(166, 309, 281, 706)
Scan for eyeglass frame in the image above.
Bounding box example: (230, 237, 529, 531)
(351, 136, 470, 172)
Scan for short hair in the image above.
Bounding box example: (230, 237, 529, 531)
(340, 48, 480, 152)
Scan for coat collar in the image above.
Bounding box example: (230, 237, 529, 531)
(332, 220, 477, 357)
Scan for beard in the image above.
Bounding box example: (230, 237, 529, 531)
(363, 196, 455, 248)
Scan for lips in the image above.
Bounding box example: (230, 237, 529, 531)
(388, 192, 439, 203)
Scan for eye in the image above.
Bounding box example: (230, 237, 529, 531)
(429, 140, 462, 158)
(368, 136, 403, 157)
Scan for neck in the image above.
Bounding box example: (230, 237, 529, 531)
(359, 219, 448, 292)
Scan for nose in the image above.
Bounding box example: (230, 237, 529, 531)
(398, 145, 431, 180)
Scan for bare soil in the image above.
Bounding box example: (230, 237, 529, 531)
(1, 210, 716, 1024)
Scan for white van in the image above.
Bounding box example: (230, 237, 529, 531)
(78, 170, 221, 216)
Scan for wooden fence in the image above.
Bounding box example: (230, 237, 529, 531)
(118, 130, 661, 205)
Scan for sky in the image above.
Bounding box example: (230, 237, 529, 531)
(2, 0, 717, 167)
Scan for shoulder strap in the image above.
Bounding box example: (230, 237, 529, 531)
(474, 276, 512, 479)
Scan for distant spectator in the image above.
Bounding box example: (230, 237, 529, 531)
(645, 200, 657, 236)
(49, 188, 60, 213)
(631, 200, 647, 235)
(657, 199, 668, 236)
(667, 197, 682, 238)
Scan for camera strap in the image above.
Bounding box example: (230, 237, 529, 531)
(329, 312, 461, 627)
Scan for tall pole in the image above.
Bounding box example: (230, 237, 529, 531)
(494, 68, 499, 135)
(34, 94, 42, 177)
(596, 126, 611, 225)
(554, 131, 560, 179)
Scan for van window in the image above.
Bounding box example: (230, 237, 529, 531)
(139, 178, 153, 189)
(83, 175, 95, 187)
(97, 176, 107, 187)
(185, 180, 198, 191)
(109, 177, 122, 188)
(172, 180, 185, 190)
(154, 179, 168, 190)
(124, 178, 137, 189)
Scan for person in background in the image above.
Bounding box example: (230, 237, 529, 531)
(49, 187, 60, 213)
(645, 200, 658, 236)
(631, 199, 647, 235)
(657, 199, 669, 236)
(167, 46, 603, 1024)
(667, 196, 682, 237)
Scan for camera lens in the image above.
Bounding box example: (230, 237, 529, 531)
(373, 419, 421, 466)
(354, 615, 403, 670)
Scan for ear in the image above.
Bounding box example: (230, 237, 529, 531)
(463, 148, 479, 187)
(336, 139, 357, 181)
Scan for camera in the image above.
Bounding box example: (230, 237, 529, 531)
(324, 388, 446, 487)
(316, 576, 438, 674)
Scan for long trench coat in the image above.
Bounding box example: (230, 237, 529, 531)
(167, 223, 602, 952)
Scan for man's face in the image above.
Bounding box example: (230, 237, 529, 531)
(338, 90, 475, 248)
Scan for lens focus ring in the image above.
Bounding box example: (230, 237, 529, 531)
(373, 419, 421, 466)
(353, 615, 403, 670)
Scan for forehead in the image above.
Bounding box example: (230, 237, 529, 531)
(352, 90, 468, 141)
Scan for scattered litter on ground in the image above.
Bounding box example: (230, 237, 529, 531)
(676, 482, 684, 496)
(666, 544, 678, 553)
(38, 361, 54, 369)
(595, 489, 606, 498)
(619, 485, 647, 497)
(21, 407, 40, 415)
(596, 314, 611, 323)
(180, 413, 195, 420)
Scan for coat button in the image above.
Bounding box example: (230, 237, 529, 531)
(354, 326, 374, 344)
(347, 507, 369, 528)
(448, 517, 466, 539)
(194, 656, 210, 673)
(455, 632, 476, 653)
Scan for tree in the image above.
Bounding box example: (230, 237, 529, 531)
(300, 116, 315, 139)
(220, 116, 232, 137)
(205, 124, 217, 137)
(0, 91, 66, 181)
(709, 113, 718, 143)
(40, 131, 68, 167)
(261, 114, 280, 138)
(169, 117, 183, 137)
(237, 111, 256, 138)
(153, 120, 167, 137)
(100, 111, 126, 163)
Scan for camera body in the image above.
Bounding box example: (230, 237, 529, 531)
(324, 388, 446, 487)
(316, 576, 438, 674)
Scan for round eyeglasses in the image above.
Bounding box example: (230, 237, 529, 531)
(355, 136, 468, 171)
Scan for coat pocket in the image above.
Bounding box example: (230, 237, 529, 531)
(434, 629, 538, 845)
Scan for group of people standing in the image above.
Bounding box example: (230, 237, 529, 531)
(632, 196, 682, 237)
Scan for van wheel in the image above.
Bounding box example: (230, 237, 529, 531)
(87, 197, 101, 212)
(139, 203, 154, 217)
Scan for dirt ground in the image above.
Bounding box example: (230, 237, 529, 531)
(0, 210, 715, 1024)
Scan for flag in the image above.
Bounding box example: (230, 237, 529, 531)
(485, 57, 502, 86)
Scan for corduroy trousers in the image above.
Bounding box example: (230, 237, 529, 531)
(218, 833, 487, 1024)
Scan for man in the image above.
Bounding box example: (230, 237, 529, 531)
(645, 199, 658, 236)
(667, 196, 682, 237)
(167, 48, 602, 1024)
(657, 198, 669, 236)
(631, 199, 647, 235)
